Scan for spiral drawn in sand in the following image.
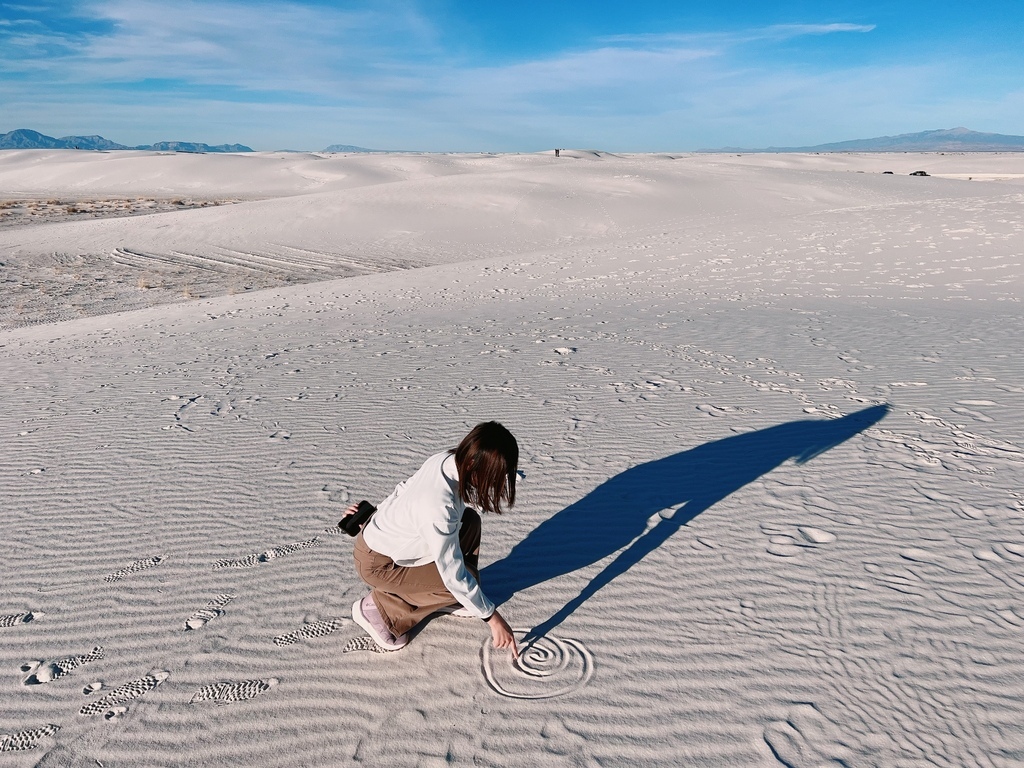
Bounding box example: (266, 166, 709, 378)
(482, 631, 594, 700)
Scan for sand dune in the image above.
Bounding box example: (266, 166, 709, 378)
(2, 150, 1023, 766)
(3, 150, 1018, 330)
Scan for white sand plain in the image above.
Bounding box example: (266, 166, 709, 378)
(1, 149, 1023, 766)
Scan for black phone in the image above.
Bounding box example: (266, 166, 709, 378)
(339, 500, 377, 537)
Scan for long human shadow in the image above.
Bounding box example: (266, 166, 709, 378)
(481, 404, 889, 642)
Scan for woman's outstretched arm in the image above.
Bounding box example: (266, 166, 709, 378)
(486, 610, 519, 658)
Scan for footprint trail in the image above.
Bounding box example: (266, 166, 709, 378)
(213, 538, 320, 570)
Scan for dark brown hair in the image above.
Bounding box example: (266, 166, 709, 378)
(451, 421, 518, 515)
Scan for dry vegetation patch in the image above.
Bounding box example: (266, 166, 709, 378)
(0, 249, 302, 331)
(0, 197, 237, 230)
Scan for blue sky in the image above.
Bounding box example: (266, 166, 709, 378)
(1, 0, 1021, 151)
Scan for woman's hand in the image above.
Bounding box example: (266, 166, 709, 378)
(486, 611, 519, 658)
(341, 503, 359, 519)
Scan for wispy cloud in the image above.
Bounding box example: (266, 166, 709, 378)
(763, 23, 876, 37)
(0, 2, 1014, 151)
(1, 0, 440, 98)
(598, 22, 875, 48)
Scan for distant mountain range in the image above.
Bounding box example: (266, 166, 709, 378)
(321, 143, 385, 153)
(703, 127, 1024, 153)
(13, 126, 1019, 156)
(0, 129, 252, 153)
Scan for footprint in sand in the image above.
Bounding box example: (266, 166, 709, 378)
(760, 523, 837, 558)
(22, 646, 104, 685)
(763, 703, 855, 767)
(0, 724, 60, 752)
(79, 670, 169, 716)
(190, 678, 278, 706)
(104, 556, 165, 583)
(213, 537, 320, 569)
(37, 556, 164, 593)
(696, 403, 736, 417)
(0, 611, 43, 628)
(798, 527, 838, 545)
(342, 636, 391, 654)
(184, 594, 236, 630)
(950, 406, 994, 423)
(274, 618, 346, 647)
(319, 484, 351, 504)
(213, 553, 262, 569)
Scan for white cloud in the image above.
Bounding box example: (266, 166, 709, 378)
(2, 0, 440, 97)
(762, 23, 876, 37)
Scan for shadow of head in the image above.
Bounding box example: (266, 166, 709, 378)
(483, 404, 889, 607)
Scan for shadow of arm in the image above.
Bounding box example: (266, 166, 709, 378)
(525, 515, 685, 642)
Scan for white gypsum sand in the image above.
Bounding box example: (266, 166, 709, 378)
(5, 149, 1022, 330)
(0, 149, 1022, 766)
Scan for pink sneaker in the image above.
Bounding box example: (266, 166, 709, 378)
(352, 594, 408, 651)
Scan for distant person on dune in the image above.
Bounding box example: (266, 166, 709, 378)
(342, 421, 520, 656)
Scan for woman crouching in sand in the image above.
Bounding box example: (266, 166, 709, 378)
(343, 421, 519, 656)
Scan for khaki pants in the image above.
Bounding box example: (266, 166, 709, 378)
(353, 508, 482, 636)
